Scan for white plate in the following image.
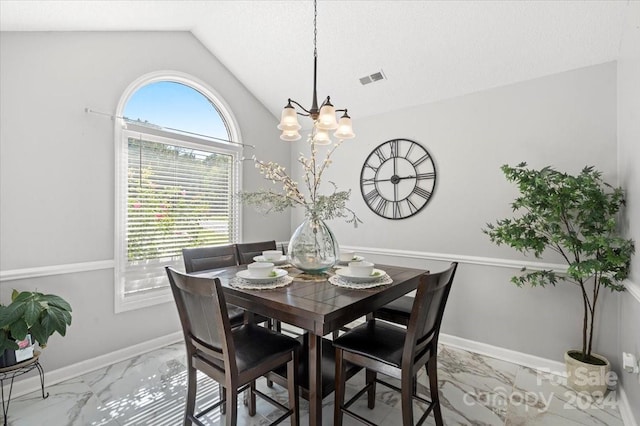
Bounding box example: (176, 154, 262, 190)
(335, 268, 386, 283)
(236, 268, 288, 283)
(337, 255, 365, 265)
(253, 255, 288, 265)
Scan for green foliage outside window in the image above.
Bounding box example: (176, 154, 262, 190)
(127, 138, 234, 261)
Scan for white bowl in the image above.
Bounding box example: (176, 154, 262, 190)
(262, 250, 283, 261)
(339, 250, 356, 262)
(247, 262, 274, 278)
(348, 261, 374, 277)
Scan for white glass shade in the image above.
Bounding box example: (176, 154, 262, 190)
(277, 106, 301, 131)
(313, 128, 331, 145)
(280, 129, 301, 141)
(316, 104, 338, 130)
(334, 115, 355, 139)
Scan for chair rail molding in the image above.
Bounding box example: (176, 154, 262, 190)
(626, 279, 640, 304)
(3, 249, 636, 305)
(344, 245, 568, 272)
(0, 260, 114, 282)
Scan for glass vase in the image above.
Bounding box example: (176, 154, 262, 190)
(288, 216, 339, 274)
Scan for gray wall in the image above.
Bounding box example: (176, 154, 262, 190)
(312, 62, 621, 367)
(617, 1, 640, 423)
(1, 28, 637, 420)
(0, 32, 291, 372)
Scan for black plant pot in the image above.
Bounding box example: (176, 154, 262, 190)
(0, 335, 35, 368)
(0, 349, 20, 368)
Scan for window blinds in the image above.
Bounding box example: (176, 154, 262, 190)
(124, 137, 237, 296)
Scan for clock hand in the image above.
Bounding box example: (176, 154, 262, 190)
(374, 175, 416, 183)
(393, 154, 397, 176)
(394, 178, 398, 202)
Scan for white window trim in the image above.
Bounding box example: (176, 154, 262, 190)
(114, 71, 244, 313)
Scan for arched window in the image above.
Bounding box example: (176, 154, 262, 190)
(115, 73, 242, 312)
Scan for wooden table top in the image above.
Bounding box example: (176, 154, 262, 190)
(194, 264, 425, 336)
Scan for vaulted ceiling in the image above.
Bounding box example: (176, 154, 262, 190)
(0, 0, 631, 120)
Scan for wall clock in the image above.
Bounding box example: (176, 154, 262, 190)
(360, 138, 436, 219)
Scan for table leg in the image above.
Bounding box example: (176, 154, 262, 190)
(308, 333, 323, 426)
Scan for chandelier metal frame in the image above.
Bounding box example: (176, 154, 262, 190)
(277, 0, 355, 144)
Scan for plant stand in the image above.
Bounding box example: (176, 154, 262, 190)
(0, 351, 48, 425)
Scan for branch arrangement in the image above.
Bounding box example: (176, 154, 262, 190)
(240, 133, 362, 226)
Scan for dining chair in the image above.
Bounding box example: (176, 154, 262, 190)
(182, 244, 239, 273)
(235, 240, 277, 265)
(182, 245, 249, 328)
(333, 262, 458, 426)
(166, 267, 300, 426)
(235, 240, 283, 338)
(370, 296, 414, 326)
(369, 269, 431, 326)
(183, 243, 277, 387)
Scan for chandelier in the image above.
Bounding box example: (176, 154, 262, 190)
(277, 0, 355, 144)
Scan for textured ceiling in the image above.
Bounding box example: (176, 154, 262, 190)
(0, 0, 631, 121)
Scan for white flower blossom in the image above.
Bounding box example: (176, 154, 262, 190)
(239, 128, 361, 226)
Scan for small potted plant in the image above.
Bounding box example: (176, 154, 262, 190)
(484, 163, 634, 395)
(0, 290, 72, 367)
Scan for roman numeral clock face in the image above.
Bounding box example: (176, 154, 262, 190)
(360, 139, 437, 219)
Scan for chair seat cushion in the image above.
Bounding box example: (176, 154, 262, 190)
(374, 296, 413, 325)
(230, 324, 300, 373)
(333, 320, 406, 368)
(272, 336, 362, 399)
(227, 304, 246, 327)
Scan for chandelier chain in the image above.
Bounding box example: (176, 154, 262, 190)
(313, 0, 317, 58)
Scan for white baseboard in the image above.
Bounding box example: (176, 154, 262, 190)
(4, 331, 183, 399)
(439, 333, 567, 374)
(618, 385, 639, 426)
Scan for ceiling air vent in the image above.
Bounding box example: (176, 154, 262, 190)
(359, 70, 386, 85)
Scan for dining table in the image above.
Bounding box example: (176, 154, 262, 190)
(193, 262, 425, 426)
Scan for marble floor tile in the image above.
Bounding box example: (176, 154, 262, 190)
(504, 366, 624, 426)
(79, 345, 188, 425)
(2, 342, 626, 426)
(4, 378, 117, 426)
(428, 345, 520, 425)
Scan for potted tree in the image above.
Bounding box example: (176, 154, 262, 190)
(484, 163, 634, 395)
(0, 290, 72, 367)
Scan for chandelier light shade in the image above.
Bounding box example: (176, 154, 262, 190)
(278, 0, 355, 142)
(334, 111, 356, 139)
(277, 104, 302, 131)
(280, 129, 302, 142)
(313, 128, 331, 145)
(316, 100, 338, 130)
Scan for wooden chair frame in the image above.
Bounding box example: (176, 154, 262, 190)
(166, 267, 300, 426)
(235, 240, 277, 265)
(334, 262, 458, 426)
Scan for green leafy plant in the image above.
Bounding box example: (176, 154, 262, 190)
(484, 163, 634, 364)
(0, 290, 73, 353)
